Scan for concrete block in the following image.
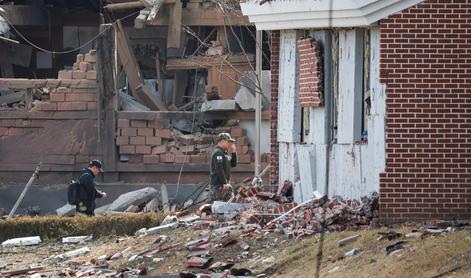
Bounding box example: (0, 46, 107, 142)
(107, 186, 160, 212)
(56, 204, 76, 216)
(212, 201, 252, 214)
(201, 99, 237, 112)
(2, 236, 42, 247)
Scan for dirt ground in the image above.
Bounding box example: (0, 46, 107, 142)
(1, 224, 471, 277)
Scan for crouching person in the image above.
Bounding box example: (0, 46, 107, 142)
(76, 160, 107, 216)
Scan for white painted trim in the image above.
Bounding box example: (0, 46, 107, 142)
(240, 0, 424, 30)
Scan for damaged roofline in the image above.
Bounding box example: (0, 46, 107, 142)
(240, 0, 425, 30)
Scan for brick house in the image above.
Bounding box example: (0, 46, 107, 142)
(241, 0, 471, 221)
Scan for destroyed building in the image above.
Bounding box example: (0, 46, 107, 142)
(0, 0, 271, 212)
(241, 0, 471, 222)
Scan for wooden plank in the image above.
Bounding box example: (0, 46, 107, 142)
(105, 1, 145, 11)
(0, 79, 97, 89)
(167, 0, 183, 49)
(105, 0, 174, 12)
(166, 54, 254, 71)
(1, 266, 44, 276)
(0, 111, 97, 120)
(115, 20, 167, 111)
(97, 24, 119, 181)
(149, 7, 250, 26)
(277, 30, 302, 143)
(203, 111, 269, 121)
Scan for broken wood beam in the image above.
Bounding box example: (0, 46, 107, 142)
(166, 54, 255, 71)
(7, 163, 41, 218)
(105, 0, 174, 11)
(97, 24, 119, 180)
(167, 0, 183, 49)
(115, 20, 167, 111)
(1, 266, 44, 276)
(105, 1, 145, 12)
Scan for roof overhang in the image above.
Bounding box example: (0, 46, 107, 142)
(240, 0, 424, 30)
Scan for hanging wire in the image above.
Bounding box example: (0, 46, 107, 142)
(0, 9, 141, 55)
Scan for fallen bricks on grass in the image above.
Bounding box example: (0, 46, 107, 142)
(187, 256, 213, 269)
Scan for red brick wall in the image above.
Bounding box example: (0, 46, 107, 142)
(297, 38, 323, 107)
(117, 118, 256, 165)
(269, 31, 280, 188)
(379, 0, 471, 221)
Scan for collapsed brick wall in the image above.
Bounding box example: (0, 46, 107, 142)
(297, 38, 323, 107)
(379, 0, 471, 221)
(33, 51, 98, 113)
(269, 31, 280, 188)
(117, 118, 258, 165)
(0, 50, 101, 173)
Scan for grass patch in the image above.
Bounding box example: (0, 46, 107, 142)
(0, 213, 167, 242)
(262, 228, 471, 278)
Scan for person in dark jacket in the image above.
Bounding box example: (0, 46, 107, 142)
(76, 160, 107, 216)
(209, 133, 237, 202)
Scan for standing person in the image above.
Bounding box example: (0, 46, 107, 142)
(209, 133, 237, 202)
(76, 160, 107, 216)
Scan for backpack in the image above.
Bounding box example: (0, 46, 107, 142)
(67, 173, 91, 205)
(67, 179, 81, 205)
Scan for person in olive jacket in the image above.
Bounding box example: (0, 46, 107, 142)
(76, 160, 107, 216)
(209, 133, 237, 202)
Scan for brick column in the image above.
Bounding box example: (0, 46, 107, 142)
(269, 31, 280, 189)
